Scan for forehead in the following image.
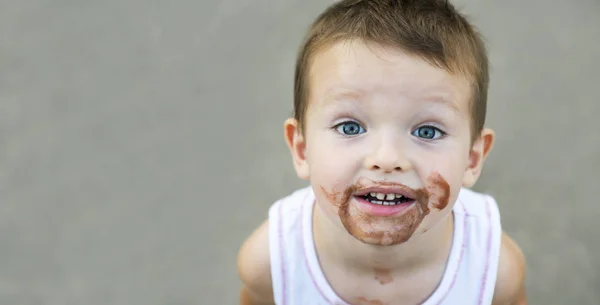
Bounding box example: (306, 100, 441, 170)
(307, 40, 472, 113)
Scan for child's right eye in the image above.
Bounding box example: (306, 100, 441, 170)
(335, 121, 366, 136)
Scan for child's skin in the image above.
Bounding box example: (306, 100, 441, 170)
(238, 40, 526, 305)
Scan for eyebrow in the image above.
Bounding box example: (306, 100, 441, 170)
(322, 89, 464, 116)
(421, 95, 464, 117)
(322, 89, 365, 104)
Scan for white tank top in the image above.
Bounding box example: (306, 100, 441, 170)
(268, 186, 502, 305)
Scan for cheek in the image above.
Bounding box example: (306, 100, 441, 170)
(410, 144, 470, 183)
(416, 171, 463, 232)
(311, 182, 348, 226)
(307, 139, 360, 181)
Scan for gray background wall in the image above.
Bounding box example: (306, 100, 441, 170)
(1, 0, 598, 304)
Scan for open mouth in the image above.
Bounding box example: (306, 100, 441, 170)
(357, 192, 414, 206)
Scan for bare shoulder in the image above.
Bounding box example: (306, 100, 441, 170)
(492, 232, 527, 305)
(237, 219, 275, 305)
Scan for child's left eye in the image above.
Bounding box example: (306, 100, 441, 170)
(412, 126, 445, 140)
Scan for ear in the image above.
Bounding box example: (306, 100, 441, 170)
(284, 118, 310, 180)
(462, 128, 495, 187)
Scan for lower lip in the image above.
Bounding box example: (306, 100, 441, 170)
(354, 196, 415, 217)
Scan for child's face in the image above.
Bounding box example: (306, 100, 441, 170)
(285, 40, 493, 246)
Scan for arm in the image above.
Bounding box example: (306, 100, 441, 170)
(237, 220, 275, 305)
(492, 232, 527, 305)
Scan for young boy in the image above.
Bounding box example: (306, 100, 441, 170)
(237, 0, 527, 304)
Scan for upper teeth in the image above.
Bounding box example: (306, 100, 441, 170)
(370, 192, 404, 200)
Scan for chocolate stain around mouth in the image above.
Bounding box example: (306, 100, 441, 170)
(318, 171, 451, 246)
(425, 171, 451, 210)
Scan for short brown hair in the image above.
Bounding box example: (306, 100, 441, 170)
(293, 0, 489, 142)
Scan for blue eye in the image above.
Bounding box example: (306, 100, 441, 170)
(335, 121, 366, 136)
(412, 126, 445, 140)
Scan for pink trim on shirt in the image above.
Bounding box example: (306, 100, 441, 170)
(299, 203, 338, 305)
(278, 203, 287, 305)
(434, 200, 469, 305)
(477, 197, 493, 305)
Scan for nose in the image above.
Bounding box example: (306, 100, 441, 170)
(364, 138, 412, 173)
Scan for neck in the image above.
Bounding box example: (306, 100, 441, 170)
(313, 203, 454, 273)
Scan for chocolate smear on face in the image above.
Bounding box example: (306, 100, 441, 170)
(318, 171, 451, 246)
(425, 171, 451, 210)
(356, 296, 384, 305)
